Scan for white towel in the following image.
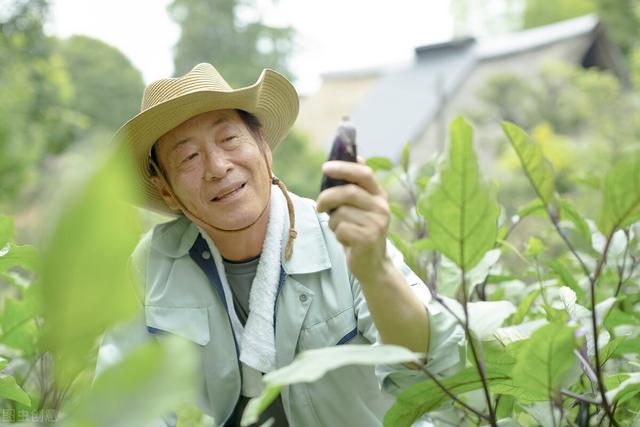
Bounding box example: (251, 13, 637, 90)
(239, 185, 286, 373)
(198, 184, 286, 377)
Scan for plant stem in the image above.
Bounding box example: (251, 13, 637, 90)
(422, 366, 490, 422)
(548, 209, 593, 281)
(461, 271, 497, 427)
(589, 232, 619, 427)
(560, 389, 601, 406)
(614, 230, 630, 297)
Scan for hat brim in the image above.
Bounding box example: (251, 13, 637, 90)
(114, 69, 299, 216)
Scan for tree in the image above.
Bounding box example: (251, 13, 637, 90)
(522, 0, 596, 28)
(55, 35, 145, 132)
(168, 0, 295, 86)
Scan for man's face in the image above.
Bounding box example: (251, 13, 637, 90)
(152, 109, 272, 231)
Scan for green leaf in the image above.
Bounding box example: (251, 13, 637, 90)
(0, 375, 31, 406)
(512, 289, 541, 325)
(0, 243, 38, 274)
(389, 202, 407, 221)
(40, 148, 141, 383)
(598, 150, 640, 235)
(467, 301, 517, 339)
(501, 122, 556, 207)
(524, 237, 545, 258)
(613, 337, 640, 357)
(66, 336, 199, 427)
(0, 297, 38, 355)
(415, 175, 430, 190)
(606, 372, 640, 404)
(244, 345, 422, 426)
(517, 199, 546, 220)
(366, 156, 393, 172)
(241, 385, 283, 426)
(559, 199, 591, 244)
(411, 238, 435, 251)
(384, 366, 513, 427)
(418, 116, 499, 271)
(547, 259, 585, 301)
(0, 216, 14, 248)
(401, 143, 410, 173)
(511, 322, 578, 401)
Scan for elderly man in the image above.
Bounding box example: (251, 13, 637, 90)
(98, 63, 465, 426)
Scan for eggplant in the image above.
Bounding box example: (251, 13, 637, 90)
(320, 116, 358, 192)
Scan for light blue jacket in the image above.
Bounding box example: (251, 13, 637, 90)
(96, 193, 466, 426)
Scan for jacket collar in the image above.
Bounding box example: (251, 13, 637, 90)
(149, 192, 331, 275)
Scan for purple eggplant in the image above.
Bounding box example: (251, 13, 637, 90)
(320, 116, 358, 192)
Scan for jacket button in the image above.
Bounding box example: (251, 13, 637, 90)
(299, 294, 308, 303)
(202, 251, 211, 259)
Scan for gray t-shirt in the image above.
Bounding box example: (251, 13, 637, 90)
(223, 256, 288, 427)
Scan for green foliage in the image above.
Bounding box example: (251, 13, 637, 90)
(598, 150, 640, 235)
(418, 117, 499, 271)
(168, 0, 295, 85)
(55, 35, 145, 133)
(523, 0, 597, 29)
(271, 129, 325, 199)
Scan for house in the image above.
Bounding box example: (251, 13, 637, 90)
(295, 15, 627, 164)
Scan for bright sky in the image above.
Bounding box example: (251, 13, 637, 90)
(47, 0, 454, 94)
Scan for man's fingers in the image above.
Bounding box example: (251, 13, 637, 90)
(322, 161, 382, 196)
(317, 184, 382, 214)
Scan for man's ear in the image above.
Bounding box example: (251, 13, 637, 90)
(150, 175, 181, 212)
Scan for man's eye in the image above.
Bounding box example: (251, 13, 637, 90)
(223, 135, 237, 143)
(182, 153, 198, 163)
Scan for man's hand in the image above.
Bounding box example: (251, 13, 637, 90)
(316, 159, 391, 285)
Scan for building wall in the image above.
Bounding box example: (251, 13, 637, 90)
(411, 34, 594, 170)
(295, 74, 381, 150)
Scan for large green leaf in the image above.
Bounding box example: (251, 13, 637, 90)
(242, 345, 422, 426)
(511, 322, 578, 401)
(65, 336, 199, 427)
(501, 122, 556, 207)
(0, 375, 31, 406)
(418, 116, 499, 271)
(598, 150, 640, 235)
(40, 148, 141, 383)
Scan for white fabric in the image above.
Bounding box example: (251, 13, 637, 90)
(198, 184, 286, 384)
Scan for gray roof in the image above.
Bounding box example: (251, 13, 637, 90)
(347, 14, 602, 160)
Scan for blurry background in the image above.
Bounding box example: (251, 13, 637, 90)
(1, 0, 639, 237)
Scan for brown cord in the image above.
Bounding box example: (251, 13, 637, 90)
(271, 176, 297, 260)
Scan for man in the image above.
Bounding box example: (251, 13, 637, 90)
(98, 63, 465, 426)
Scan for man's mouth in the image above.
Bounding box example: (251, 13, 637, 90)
(212, 183, 246, 202)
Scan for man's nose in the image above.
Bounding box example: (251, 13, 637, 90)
(203, 148, 232, 180)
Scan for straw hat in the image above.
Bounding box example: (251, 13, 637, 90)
(114, 63, 299, 215)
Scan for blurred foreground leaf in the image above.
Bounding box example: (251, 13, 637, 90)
(65, 336, 199, 427)
(242, 345, 422, 426)
(40, 147, 141, 383)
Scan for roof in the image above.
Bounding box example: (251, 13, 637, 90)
(345, 14, 606, 159)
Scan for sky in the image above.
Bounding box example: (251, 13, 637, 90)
(47, 0, 455, 94)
